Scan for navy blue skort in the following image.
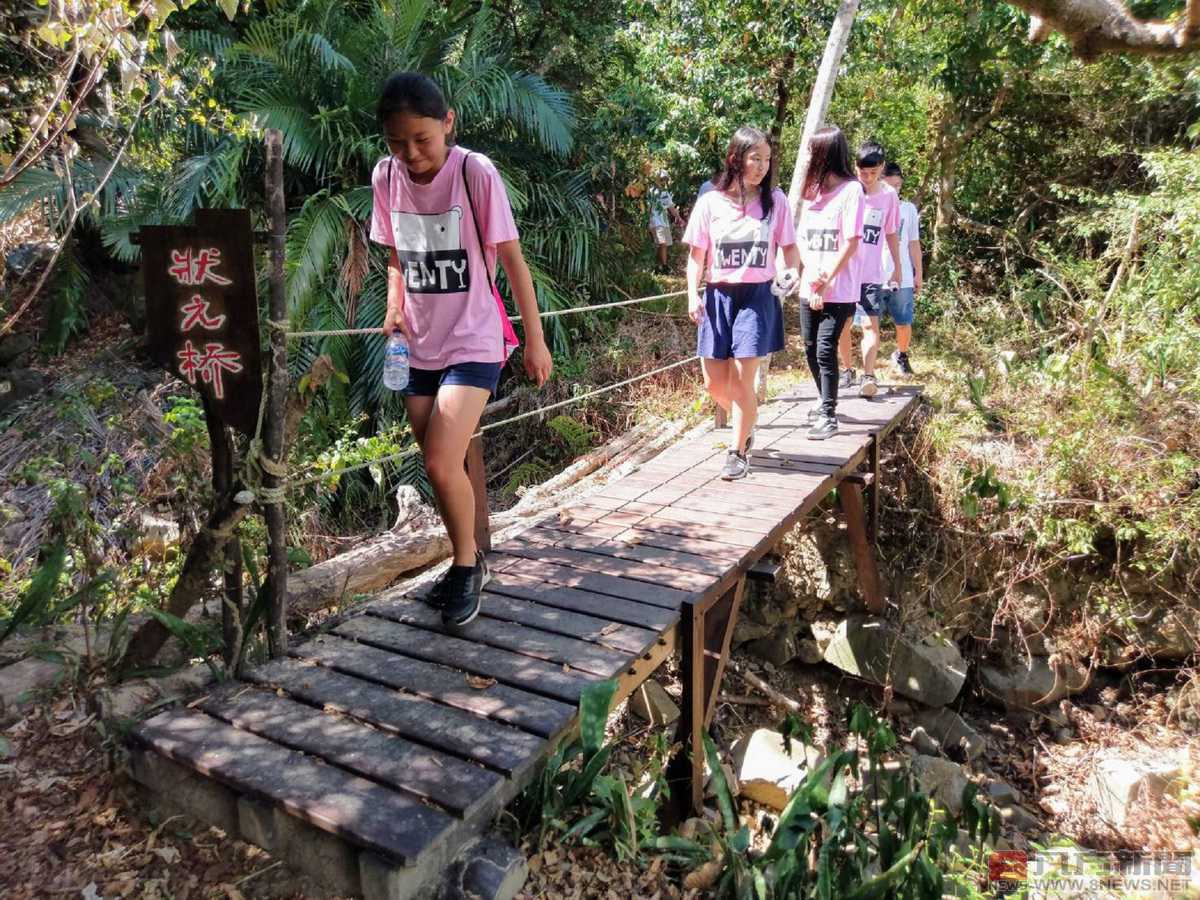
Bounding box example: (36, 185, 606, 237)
(697, 281, 784, 360)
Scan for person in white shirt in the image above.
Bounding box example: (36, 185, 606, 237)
(648, 171, 685, 274)
(879, 161, 923, 375)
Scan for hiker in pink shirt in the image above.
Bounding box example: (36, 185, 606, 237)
(370, 72, 552, 627)
(795, 126, 865, 440)
(838, 142, 901, 398)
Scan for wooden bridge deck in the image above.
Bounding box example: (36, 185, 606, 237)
(129, 383, 920, 897)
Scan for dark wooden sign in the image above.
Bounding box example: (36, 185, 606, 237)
(142, 209, 263, 435)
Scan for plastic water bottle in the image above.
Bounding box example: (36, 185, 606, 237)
(382, 333, 410, 391)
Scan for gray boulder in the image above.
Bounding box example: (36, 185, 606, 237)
(912, 707, 987, 761)
(822, 616, 966, 707)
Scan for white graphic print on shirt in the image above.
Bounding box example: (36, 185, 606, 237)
(714, 215, 771, 270)
(863, 206, 884, 246)
(389, 207, 470, 294)
(804, 228, 839, 253)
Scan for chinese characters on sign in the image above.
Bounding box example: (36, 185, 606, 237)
(142, 210, 262, 434)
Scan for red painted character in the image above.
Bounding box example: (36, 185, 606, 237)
(179, 295, 227, 331)
(177, 340, 243, 399)
(169, 247, 233, 286)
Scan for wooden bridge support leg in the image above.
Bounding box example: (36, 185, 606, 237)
(667, 577, 746, 820)
(867, 434, 880, 543)
(465, 435, 491, 553)
(840, 479, 883, 614)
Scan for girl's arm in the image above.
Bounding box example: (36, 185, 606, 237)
(911, 238, 924, 293)
(383, 249, 410, 338)
(810, 236, 861, 307)
(885, 230, 902, 286)
(781, 243, 801, 274)
(497, 240, 552, 386)
(686, 244, 706, 324)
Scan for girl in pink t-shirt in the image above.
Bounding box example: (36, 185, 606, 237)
(682, 126, 801, 481)
(796, 126, 865, 440)
(370, 72, 552, 627)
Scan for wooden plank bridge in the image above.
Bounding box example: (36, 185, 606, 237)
(128, 383, 920, 898)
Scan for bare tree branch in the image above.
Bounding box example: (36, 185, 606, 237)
(1011, 0, 1200, 57)
(0, 89, 158, 337)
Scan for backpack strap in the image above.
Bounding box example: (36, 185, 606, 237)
(460, 152, 497, 296)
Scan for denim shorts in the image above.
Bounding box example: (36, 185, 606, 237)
(402, 361, 503, 397)
(853, 282, 882, 324)
(697, 280, 784, 360)
(880, 287, 915, 326)
(855, 285, 915, 327)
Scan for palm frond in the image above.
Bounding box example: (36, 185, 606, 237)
(286, 189, 353, 317)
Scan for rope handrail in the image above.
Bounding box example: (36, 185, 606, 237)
(284, 354, 699, 489)
(281, 289, 686, 340)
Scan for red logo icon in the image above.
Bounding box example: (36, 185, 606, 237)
(989, 850, 1028, 883)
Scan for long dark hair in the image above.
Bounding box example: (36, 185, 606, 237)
(377, 72, 454, 141)
(714, 125, 776, 222)
(800, 126, 855, 201)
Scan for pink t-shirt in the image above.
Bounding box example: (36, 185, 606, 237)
(369, 145, 519, 369)
(798, 179, 865, 304)
(682, 187, 797, 284)
(857, 184, 900, 284)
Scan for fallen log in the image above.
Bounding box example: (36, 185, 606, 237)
(287, 422, 662, 615)
(289, 525, 452, 616)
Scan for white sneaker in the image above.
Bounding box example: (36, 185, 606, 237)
(859, 373, 878, 398)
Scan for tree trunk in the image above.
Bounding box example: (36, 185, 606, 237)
(206, 395, 245, 670)
(119, 490, 255, 673)
(263, 129, 289, 658)
(119, 356, 334, 673)
(787, 0, 861, 218)
(769, 51, 797, 147)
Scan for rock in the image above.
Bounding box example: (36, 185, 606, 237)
(0, 656, 64, 715)
(0, 334, 34, 367)
(745, 631, 798, 668)
(912, 707, 987, 761)
(5, 241, 55, 278)
(1087, 756, 1183, 829)
(629, 679, 680, 727)
(809, 617, 840, 654)
(997, 804, 1040, 833)
(0, 368, 48, 414)
(796, 638, 823, 665)
(132, 512, 181, 557)
(1135, 606, 1200, 660)
(978, 656, 1089, 709)
(93, 663, 215, 721)
(884, 698, 914, 716)
(822, 616, 966, 707)
(731, 728, 822, 811)
(986, 781, 1020, 806)
(1053, 727, 1073, 745)
(910, 726, 941, 756)
(444, 836, 527, 900)
(910, 755, 970, 815)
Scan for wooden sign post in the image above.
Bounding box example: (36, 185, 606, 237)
(142, 209, 263, 432)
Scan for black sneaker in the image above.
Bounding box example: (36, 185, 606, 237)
(807, 415, 838, 441)
(743, 429, 755, 454)
(892, 351, 914, 375)
(421, 569, 451, 610)
(720, 449, 749, 480)
(806, 401, 822, 422)
(839, 367, 855, 389)
(441, 551, 490, 628)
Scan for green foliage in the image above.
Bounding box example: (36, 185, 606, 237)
(657, 706, 996, 899)
(545, 415, 597, 457)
